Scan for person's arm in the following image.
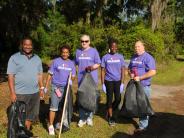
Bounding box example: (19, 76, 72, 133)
(8, 74, 16, 102)
(101, 67, 105, 84)
(45, 73, 52, 90)
(38, 73, 44, 88)
(92, 64, 100, 70)
(121, 67, 125, 83)
(38, 73, 45, 99)
(135, 70, 156, 81)
(91, 49, 101, 71)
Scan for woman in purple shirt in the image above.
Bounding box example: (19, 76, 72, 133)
(45, 45, 76, 135)
(128, 40, 156, 133)
(101, 39, 125, 126)
(75, 34, 101, 127)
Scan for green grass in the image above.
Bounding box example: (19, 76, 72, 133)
(30, 93, 134, 138)
(2, 93, 135, 138)
(153, 61, 184, 85)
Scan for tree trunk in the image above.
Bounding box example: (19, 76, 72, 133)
(151, 0, 169, 32)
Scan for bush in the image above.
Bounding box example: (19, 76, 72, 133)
(31, 11, 166, 62)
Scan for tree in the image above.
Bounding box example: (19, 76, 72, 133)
(150, 0, 170, 31)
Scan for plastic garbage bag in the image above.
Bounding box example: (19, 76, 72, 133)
(121, 79, 154, 118)
(62, 86, 73, 129)
(77, 72, 99, 112)
(7, 101, 30, 138)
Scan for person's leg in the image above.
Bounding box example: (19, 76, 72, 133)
(105, 80, 116, 126)
(49, 111, 56, 125)
(105, 80, 114, 118)
(86, 111, 94, 126)
(112, 81, 121, 110)
(17, 93, 40, 131)
(49, 85, 63, 135)
(25, 120, 32, 130)
(138, 86, 151, 130)
(78, 107, 87, 127)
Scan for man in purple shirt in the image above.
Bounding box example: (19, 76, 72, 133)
(101, 39, 125, 126)
(75, 34, 101, 127)
(45, 45, 76, 135)
(128, 40, 156, 133)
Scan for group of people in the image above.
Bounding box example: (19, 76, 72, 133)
(7, 34, 156, 136)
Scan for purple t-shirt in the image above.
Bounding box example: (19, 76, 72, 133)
(49, 57, 76, 86)
(101, 53, 125, 81)
(128, 52, 156, 86)
(75, 47, 101, 85)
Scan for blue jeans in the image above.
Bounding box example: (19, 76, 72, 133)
(139, 86, 151, 129)
(50, 84, 65, 111)
(79, 107, 93, 121)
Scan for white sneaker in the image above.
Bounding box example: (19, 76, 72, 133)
(78, 120, 86, 127)
(48, 125, 55, 135)
(87, 118, 93, 126)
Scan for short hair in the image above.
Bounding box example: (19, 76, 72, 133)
(60, 44, 71, 53)
(135, 40, 145, 46)
(108, 38, 118, 47)
(80, 34, 90, 41)
(21, 36, 32, 45)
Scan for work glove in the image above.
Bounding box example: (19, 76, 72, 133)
(102, 84, 106, 93)
(69, 79, 72, 85)
(120, 83, 124, 94)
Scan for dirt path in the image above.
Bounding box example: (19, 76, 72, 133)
(151, 84, 184, 98)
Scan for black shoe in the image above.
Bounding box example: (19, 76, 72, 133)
(108, 117, 116, 126)
(62, 125, 70, 133)
(134, 128, 146, 134)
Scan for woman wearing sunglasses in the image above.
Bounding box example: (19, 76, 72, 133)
(75, 34, 101, 127)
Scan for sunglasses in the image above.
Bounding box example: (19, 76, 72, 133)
(81, 40, 89, 43)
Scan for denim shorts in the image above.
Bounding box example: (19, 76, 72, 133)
(50, 84, 65, 111)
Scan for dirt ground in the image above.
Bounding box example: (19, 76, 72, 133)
(1, 78, 184, 137)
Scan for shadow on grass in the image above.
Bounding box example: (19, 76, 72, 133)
(95, 94, 138, 129)
(112, 112, 184, 138)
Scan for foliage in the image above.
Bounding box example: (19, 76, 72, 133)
(32, 11, 165, 61)
(0, 0, 184, 63)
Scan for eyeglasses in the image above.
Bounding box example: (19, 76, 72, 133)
(81, 40, 89, 43)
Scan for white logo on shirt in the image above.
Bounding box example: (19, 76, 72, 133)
(79, 57, 91, 60)
(132, 61, 143, 64)
(58, 64, 72, 71)
(107, 58, 120, 63)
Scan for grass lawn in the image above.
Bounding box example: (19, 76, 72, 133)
(1, 60, 184, 138)
(153, 61, 184, 85)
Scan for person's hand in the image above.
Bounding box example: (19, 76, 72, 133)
(10, 92, 17, 102)
(44, 87, 48, 93)
(134, 76, 140, 81)
(40, 88, 45, 100)
(85, 66, 93, 72)
(130, 73, 134, 79)
(102, 84, 106, 93)
(120, 83, 124, 93)
(69, 80, 72, 85)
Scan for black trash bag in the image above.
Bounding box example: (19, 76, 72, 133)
(62, 86, 73, 130)
(7, 101, 31, 138)
(77, 72, 99, 112)
(120, 79, 154, 118)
